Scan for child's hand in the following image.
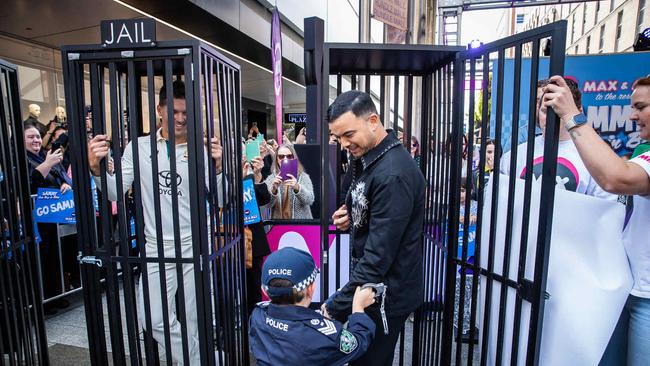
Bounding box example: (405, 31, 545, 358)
(352, 286, 375, 313)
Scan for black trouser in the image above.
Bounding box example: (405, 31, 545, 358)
(246, 255, 264, 317)
(350, 309, 410, 366)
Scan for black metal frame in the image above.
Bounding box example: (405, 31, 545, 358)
(444, 21, 567, 366)
(0, 59, 49, 365)
(306, 16, 567, 366)
(62, 40, 246, 366)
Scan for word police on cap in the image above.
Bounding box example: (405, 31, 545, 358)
(268, 268, 292, 276)
(101, 19, 156, 49)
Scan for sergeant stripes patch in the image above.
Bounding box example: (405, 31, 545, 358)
(317, 319, 336, 335)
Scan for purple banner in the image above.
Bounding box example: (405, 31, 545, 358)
(271, 8, 283, 140)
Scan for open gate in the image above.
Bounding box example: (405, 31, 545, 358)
(62, 38, 246, 366)
(307, 17, 568, 365)
(0, 59, 49, 365)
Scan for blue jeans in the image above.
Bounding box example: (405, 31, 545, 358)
(600, 295, 650, 366)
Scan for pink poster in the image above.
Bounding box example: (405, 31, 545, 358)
(265, 225, 350, 302)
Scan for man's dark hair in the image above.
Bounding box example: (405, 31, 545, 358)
(537, 77, 582, 109)
(159, 80, 186, 107)
(326, 90, 378, 123)
(267, 278, 307, 305)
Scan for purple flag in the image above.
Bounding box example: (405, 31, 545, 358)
(271, 8, 283, 140)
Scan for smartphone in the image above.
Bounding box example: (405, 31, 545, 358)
(245, 140, 261, 162)
(51, 142, 62, 152)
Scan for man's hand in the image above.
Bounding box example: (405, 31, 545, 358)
(332, 204, 350, 231)
(209, 137, 223, 173)
(542, 75, 582, 126)
(88, 134, 110, 176)
(320, 303, 331, 319)
(352, 286, 376, 313)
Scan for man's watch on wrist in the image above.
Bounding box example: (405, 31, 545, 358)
(564, 113, 588, 131)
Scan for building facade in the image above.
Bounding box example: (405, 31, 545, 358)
(499, 0, 648, 55)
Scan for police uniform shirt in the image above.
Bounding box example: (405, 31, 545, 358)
(249, 302, 375, 366)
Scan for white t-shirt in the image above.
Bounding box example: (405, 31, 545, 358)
(625, 152, 650, 298)
(500, 136, 617, 201)
(94, 129, 223, 244)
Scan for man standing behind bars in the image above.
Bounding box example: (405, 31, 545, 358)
(87, 80, 223, 365)
(324, 91, 426, 365)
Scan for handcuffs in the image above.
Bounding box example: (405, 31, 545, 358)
(361, 282, 389, 335)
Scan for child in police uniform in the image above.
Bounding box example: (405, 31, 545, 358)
(249, 247, 376, 366)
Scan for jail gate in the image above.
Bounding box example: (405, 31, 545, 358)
(307, 18, 568, 366)
(62, 40, 246, 366)
(0, 59, 50, 365)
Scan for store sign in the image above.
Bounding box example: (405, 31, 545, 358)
(286, 113, 306, 123)
(373, 0, 408, 31)
(101, 19, 156, 48)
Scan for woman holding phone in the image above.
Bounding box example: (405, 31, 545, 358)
(264, 144, 314, 219)
(24, 123, 73, 314)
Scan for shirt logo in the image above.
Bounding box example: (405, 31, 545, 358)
(158, 171, 182, 188)
(351, 182, 368, 229)
(520, 157, 580, 192)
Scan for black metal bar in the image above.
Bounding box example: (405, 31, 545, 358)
(320, 44, 331, 309)
(511, 38, 541, 366)
(103, 62, 127, 366)
(153, 62, 174, 366)
(468, 52, 491, 363)
(527, 23, 566, 366)
(392, 76, 400, 131)
(163, 60, 191, 366)
(137, 60, 157, 366)
(495, 43, 523, 366)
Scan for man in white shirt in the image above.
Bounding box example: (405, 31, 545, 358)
(88, 80, 223, 365)
(542, 75, 650, 365)
(501, 78, 616, 201)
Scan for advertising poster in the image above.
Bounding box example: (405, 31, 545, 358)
(492, 52, 650, 156)
(265, 224, 350, 302)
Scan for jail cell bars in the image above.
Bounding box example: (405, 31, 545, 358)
(0, 59, 49, 365)
(61, 41, 246, 366)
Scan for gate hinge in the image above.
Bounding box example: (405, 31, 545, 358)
(77, 252, 103, 267)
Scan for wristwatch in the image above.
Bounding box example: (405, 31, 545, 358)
(564, 113, 588, 131)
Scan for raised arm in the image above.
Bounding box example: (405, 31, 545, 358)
(542, 75, 650, 195)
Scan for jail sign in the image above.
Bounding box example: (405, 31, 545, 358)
(33, 188, 76, 224)
(100, 19, 156, 49)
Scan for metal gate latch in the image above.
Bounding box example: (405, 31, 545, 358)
(77, 253, 103, 267)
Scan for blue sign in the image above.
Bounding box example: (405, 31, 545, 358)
(492, 52, 650, 156)
(243, 178, 261, 225)
(457, 223, 476, 258)
(33, 188, 76, 224)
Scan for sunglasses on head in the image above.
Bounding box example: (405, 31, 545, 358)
(277, 154, 294, 160)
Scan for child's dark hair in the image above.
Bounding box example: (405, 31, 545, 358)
(460, 177, 472, 192)
(267, 278, 307, 305)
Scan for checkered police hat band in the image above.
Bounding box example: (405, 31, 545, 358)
(293, 267, 319, 292)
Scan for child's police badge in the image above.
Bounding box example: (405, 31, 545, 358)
(339, 329, 358, 354)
